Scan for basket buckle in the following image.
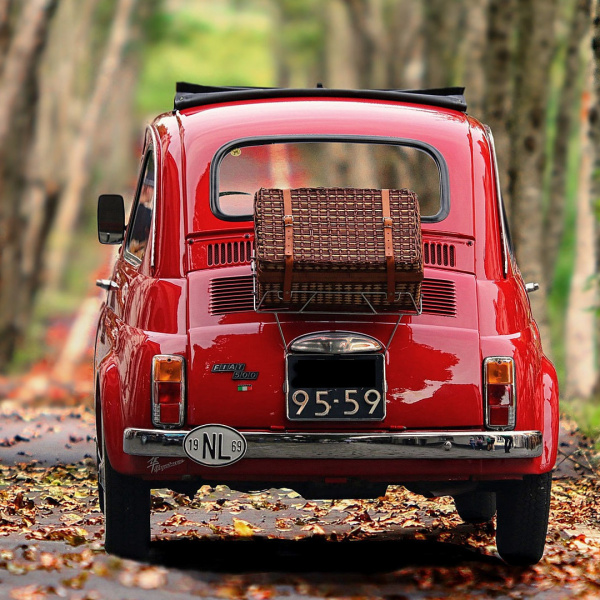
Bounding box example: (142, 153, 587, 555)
(284, 215, 294, 226)
(382, 217, 393, 228)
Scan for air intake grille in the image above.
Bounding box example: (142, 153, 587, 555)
(421, 278, 457, 317)
(424, 241, 456, 268)
(209, 276, 254, 314)
(207, 240, 253, 267)
(209, 276, 456, 317)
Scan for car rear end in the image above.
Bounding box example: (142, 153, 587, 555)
(107, 86, 558, 564)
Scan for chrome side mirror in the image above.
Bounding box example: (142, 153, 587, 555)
(98, 194, 125, 244)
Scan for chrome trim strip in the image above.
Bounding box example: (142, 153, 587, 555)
(147, 126, 159, 270)
(124, 428, 542, 460)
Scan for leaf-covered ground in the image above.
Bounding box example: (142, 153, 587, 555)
(1, 407, 599, 599)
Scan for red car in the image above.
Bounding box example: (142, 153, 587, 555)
(95, 84, 558, 565)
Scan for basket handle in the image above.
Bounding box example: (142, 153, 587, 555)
(381, 189, 395, 302)
(283, 189, 294, 301)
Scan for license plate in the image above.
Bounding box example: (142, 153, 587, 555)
(286, 355, 385, 421)
(184, 424, 247, 467)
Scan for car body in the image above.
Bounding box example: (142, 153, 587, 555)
(94, 84, 558, 565)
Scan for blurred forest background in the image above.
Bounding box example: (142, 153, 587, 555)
(0, 0, 598, 431)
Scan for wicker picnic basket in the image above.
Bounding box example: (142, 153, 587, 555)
(254, 187, 423, 312)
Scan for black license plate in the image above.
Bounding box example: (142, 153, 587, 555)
(286, 354, 385, 421)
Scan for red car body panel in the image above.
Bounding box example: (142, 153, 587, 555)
(94, 94, 558, 487)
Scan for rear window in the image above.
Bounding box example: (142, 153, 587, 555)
(213, 138, 447, 221)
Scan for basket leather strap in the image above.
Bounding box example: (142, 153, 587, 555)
(381, 189, 395, 302)
(283, 189, 294, 302)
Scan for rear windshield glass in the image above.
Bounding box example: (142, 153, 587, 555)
(215, 140, 445, 221)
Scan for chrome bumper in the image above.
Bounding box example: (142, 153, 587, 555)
(123, 428, 543, 460)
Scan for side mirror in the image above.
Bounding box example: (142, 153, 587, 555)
(98, 194, 125, 244)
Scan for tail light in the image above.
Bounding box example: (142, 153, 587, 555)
(484, 357, 515, 430)
(152, 355, 185, 428)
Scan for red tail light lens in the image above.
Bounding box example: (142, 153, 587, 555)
(152, 355, 185, 428)
(484, 357, 515, 430)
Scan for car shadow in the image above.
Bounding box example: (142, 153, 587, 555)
(147, 533, 503, 573)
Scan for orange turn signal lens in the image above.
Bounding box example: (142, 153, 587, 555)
(153, 355, 184, 383)
(485, 358, 513, 385)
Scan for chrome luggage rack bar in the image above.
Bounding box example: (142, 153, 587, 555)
(251, 266, 423, 352)
(254, 287, 422, 316)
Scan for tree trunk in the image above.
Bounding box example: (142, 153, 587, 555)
(509, 0, 557, 350)
(19, 0, 100, 323)
(565, 33, 598, 400)
(324, 0, 359, 89)
(388, 0, 423, 89)
(0, 0, 15, 73)
(483, 0, 516, 218)
(45, 0, 138, 291)
(345, 0, 389, 89)
(544, 0, 591, 286)
(459, 0, 489, 119)
(591, 0, 600, 397)
(422, 0, 463, 88)
(271, 1, 291, 87)
(0, 0, 57, 367)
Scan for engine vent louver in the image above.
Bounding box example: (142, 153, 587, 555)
(421, 278, 457, 317)
(424, 241, 456, 268)
(209, 276, 254, 314)
(209, 276, 456, 317)
(207, 240, 253, 267)
(204, 240, 456, 269)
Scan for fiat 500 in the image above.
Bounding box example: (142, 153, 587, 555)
(94, 84, 558, 565)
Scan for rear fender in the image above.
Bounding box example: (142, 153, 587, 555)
(480, 327, 557, 474)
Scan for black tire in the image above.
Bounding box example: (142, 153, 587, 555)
(103, 445, 151, 560)
(454, 491, 496, 523)
(495, 472, 552, 566)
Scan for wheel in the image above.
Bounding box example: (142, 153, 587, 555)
(495, 472, 552, 566)
(102, 443, 151, 560)
(454, 491, 496, 523)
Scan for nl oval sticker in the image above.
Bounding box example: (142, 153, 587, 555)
(184, 424, 247, 467)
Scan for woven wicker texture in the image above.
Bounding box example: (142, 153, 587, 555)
(255, 187, 422, 272)
(254, 187, 423, 311)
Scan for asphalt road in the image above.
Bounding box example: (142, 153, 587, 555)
(0, 407, 597, 599)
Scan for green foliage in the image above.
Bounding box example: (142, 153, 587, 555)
(547, 124, 579, 387)
(136, 0, 275, 116)
(563, 401, 600, 444)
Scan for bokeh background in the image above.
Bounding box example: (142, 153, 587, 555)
(0, 0, 598, 434)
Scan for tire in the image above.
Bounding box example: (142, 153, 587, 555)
(454, 491, 496, 523)
(102, 444, 151, 560)
(495, 472, 552, 566)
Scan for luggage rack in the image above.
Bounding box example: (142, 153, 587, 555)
(254, 286, 422, 353)
(253, 284, 423, 316)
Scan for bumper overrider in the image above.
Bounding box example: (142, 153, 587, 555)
(123, 428, 543, 462)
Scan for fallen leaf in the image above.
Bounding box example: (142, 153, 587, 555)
(233, 518, 260, 537)
(9, 585, 47, 600)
